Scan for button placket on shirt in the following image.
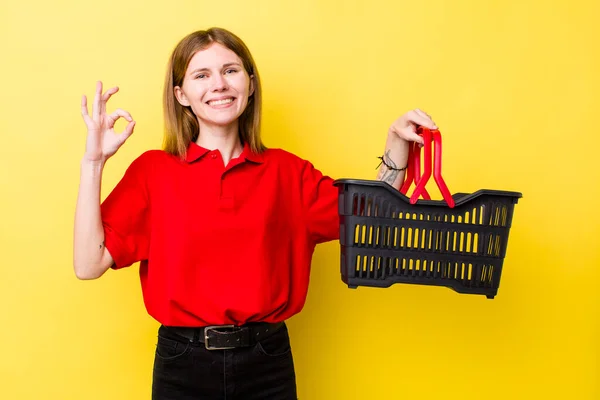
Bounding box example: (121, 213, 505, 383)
(215, 152, 238, 211)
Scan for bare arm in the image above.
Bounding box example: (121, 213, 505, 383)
(73, 81, 135, 280)
(73, 159, 114, 279)
(376, 109, 438, 189)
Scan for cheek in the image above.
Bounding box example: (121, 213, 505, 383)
(232, 76, 251, 96)
(184, 81, 208, 98)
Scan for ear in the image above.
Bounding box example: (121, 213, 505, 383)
(174, 86, 190, 107)
(249, 75, 255, 97)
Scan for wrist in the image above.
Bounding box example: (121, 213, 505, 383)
(387, 127, 405, 142)
(81, 156, 107, 169)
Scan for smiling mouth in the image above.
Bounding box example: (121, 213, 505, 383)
(207, 98, 235, 106)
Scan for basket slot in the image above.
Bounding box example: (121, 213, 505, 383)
(494, 235, 501, 256)
(421, 259, 429, 277)
(482, 233, 503, 257)
(474, 264, 482, 286)
(403, 258, 410, 277)
(441, 230, 450, 253)
(378, 224, 387, 247)
(422, 258, 429, 277)
(352, 193, 379, 217)
(386, 257, 397, 277)
(352, 193, 359, 215)
(382, 200, 391, 218)
(353, 255, 405, 279)
(425, 259, 435, 277)
(473, 206, 481, 225)
(490, 203, 499, 226)
(416, 259, 424, 277)
(463, 263, 473, 286)
(371, 196, 378, 216)
(372, 196, 380, 217)
(442, 261, 450, 279)
(479, 264, 494, 287)
(356, 254, 365, 278)
(355, 254, 369, 279)
(425, 228, 434, 252)
(419, 228, 427, 250)
(469, 232, 477, 254)
(451, 231, 458, 252)
(451, 262, 458, 280)
(413, 228, 420, 249)
(366, 194, 373, 216)
(486, 203, 509, 227)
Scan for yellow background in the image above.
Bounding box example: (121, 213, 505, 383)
(1, 0, 598, 399)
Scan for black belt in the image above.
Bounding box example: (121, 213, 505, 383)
(164, 322, 284, 350)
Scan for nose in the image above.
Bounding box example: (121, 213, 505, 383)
(211, 73, 228, 92)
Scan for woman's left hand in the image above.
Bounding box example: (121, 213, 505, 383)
(388, 109, 438, 146)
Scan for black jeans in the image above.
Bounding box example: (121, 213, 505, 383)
(152, 323, 297, 399)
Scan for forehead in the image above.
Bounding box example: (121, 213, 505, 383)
(186, 42, 243, 71)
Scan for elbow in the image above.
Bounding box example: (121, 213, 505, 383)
(73, 261, 104, 280)
(75, 271, 99, 281)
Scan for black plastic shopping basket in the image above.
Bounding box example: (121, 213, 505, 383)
(333, 128, 522, 299)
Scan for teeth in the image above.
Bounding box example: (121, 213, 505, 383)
(209, 98, 233, 106)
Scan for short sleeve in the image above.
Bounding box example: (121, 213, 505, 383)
(301, 161, 340, 244)
(100, 154, 151, 269)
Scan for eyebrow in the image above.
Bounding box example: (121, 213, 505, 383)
(189, 62, 243, 75)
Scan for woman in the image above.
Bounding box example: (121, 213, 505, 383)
(74, 27, 437, 400)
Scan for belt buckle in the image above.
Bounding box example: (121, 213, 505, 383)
(204, 325, 236, 350)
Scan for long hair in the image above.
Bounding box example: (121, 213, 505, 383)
(163, 28, 266, 158)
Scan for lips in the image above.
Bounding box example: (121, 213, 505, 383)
(207, 97, 235, 106)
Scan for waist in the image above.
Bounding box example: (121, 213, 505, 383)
(161, 321, 285, 350)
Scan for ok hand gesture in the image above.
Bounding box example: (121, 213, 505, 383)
(81, 81, 136, 163)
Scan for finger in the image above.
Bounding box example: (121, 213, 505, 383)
(92, 81, 102, 121)
(414, 108, 431, 120)
(81, 95, 94, 125)
(113, 108, 133, 122)
(405, 131, 425, 145)
(407, 109, 437, 129)
(119, 120, 136, 143)
(414, 108, 439, 129)
(102, 86, 119, 102)
(81, 95, 89, 116)
(99, 86, 118, 116)
(106, 109, 134, 128)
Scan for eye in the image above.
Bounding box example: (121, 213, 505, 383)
(225, 69, 237, 74)
(195, 73, 206, 79)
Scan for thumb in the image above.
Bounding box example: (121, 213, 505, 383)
(404, 129, 425, 145)
(119, 120, 136, 143)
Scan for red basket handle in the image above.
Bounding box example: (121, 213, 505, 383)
(399, 127, 455, 208)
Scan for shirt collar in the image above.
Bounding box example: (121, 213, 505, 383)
(184, 141, 264, 164)
(184, 141, 210, 163)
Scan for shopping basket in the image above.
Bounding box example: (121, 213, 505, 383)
(333, 127, 522, 298)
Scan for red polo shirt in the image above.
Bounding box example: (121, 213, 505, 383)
(101, 141, 339, 327)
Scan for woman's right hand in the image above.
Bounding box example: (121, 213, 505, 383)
(81, 81, 136, 163)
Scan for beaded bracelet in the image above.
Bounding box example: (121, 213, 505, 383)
(376, 155, 408, 171)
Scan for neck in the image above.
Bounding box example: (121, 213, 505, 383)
(196, 122, 243, 165)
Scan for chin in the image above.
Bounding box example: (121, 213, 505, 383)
(211, 112, 245, 125)
(215, 116, 241, 126)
